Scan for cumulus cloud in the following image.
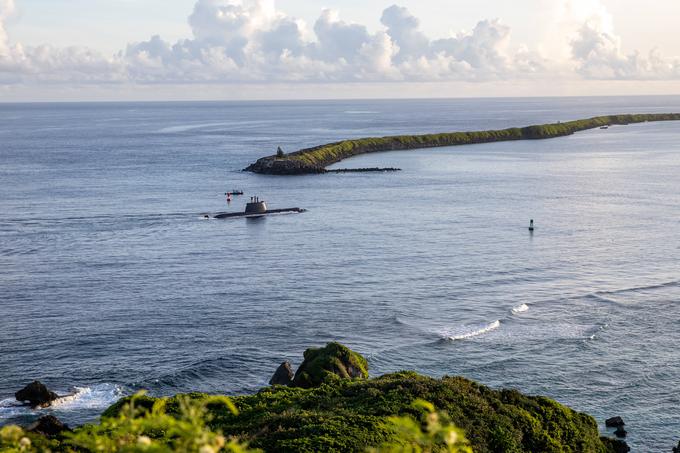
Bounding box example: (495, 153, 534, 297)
(118, 0, 542, 84)
(571, 14, 680, 79)
(380, 5, 428, 62)
(0, 0, 679, 86)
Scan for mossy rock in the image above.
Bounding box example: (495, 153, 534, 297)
(292, 342, 369, 388)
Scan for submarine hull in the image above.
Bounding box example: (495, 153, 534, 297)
(213, 208, 306, 219)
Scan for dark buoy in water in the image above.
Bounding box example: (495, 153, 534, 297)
(528, 219, 535, 232)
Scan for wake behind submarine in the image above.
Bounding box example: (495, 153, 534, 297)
(209, 196, 306, 219)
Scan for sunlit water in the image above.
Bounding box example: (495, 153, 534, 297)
(2, 97, 680, 450)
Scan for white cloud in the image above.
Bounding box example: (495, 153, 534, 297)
(380, 5, 428, 62)
(0, 0, 16, 55)
(0, 0, 679, 87)
(571, 14, 680, 80)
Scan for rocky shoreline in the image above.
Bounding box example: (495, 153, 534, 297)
(2, 343, 638, 452)
(244, 113, 680, 175)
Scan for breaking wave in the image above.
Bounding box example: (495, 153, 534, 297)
(441, 320, 501, 341)
(0, 383, 123, 422)
(512, 304, 530, 314)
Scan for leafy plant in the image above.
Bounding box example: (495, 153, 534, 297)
(64, 391, 255, 453)
(370, 399, 472, 453)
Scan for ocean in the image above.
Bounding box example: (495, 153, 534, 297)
(1, 96, 680, 450)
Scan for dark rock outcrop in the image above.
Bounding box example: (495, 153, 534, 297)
(601, 436, 630, 453)
(614, 426, 627, 438)
(292, 342, 368, 388)
(606, 416, 625, 427)
(244, 157, 325, 175)
(326, 167, 401, 173)
(27, 415, 71, 437)
(269, 361, 294, 386)
(15, 381, 58, 408)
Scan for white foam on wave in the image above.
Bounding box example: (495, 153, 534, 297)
(50, 384, 123, 411)
(0, 383, 123, 420)
(442, 320, 501, 341)
(512, 303, 530, 314)
(0, 398, 28, 419)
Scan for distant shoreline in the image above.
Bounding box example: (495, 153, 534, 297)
(244, 113, 680, 175)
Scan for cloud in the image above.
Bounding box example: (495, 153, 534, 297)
(380, 5, 428, 62)
(0, 0, 16, 55)
(571, 14, 680, 80)
(0, 0, 679, 86)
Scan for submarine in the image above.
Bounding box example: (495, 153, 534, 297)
(212, 197, 306, 219)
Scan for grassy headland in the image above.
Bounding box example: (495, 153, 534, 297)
(2, 343, 629, 453)
(244, 113, 680, 175)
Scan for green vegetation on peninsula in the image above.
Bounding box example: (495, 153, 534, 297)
(1, 343, 630, 453)
(244, 113, 680, 175)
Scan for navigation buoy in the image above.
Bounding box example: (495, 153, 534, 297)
(528, 219, 535, 232)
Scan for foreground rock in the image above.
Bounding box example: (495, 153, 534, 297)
(15, 381, 58, 408)
(292, 342, 368, 388)
(269, 361, 294, 386)
(27, 415, 70, 437)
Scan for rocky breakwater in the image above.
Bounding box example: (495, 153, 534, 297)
(244, 155, 325, 175)
(244, 113, 680, 175)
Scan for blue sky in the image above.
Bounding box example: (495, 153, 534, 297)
(2, 0, 680, 101)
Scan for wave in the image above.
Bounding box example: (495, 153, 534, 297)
(50, 384, 122, 411)
(597, 279, 680, 296)
(0, 383, 122, 421)
(441, 320, 501, 341)
(511, 304, 530, 314)
(584, 293, 621, 305)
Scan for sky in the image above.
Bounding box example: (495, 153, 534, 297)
(2, 0, 680, 101)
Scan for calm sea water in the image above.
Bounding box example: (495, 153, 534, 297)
(2, 97, 680, 450)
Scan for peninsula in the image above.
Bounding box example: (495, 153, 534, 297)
(244, 113, 680, 175)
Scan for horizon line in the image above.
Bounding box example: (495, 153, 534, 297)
(3, 93, 680, 105)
